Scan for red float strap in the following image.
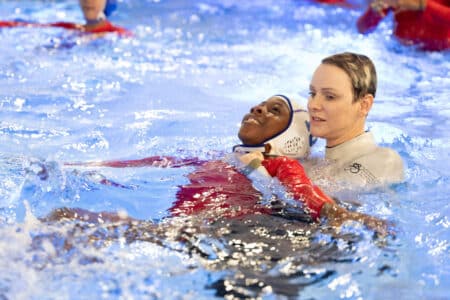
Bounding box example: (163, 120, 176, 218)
(81, 20, 132, 36)
(0, 19, 131, 36)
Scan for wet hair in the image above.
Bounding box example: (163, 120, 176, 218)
(322, 52, 377, 102)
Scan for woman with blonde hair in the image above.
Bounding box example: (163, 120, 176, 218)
(306, 52, 404, 187)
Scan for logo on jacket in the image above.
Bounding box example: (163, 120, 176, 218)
(344, 162, 378, 184)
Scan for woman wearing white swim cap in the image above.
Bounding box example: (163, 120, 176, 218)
(234, 94, 312, 159)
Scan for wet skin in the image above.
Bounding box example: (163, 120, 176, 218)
(308, 63, 372, 147)
(238, 96, 291, 145)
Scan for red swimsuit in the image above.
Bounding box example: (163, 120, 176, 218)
(393, 0, 450, 51)
(357, 0, 450, 51)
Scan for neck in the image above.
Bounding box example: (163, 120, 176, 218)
(326, 127, 366, 148)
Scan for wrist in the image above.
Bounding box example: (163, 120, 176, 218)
(320, 202, 344, 220)
(241, 158, 262, 176)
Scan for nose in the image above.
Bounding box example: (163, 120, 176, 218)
(250, 104, 267, 115)
(308, 94, 322, 111)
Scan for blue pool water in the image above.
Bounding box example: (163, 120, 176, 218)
(0, 0, 449, 299)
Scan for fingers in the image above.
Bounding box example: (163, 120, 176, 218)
(323, 208, 395, 238)
(239, 151, 264, 165)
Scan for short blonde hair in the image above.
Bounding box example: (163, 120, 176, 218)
(322, 52, 377, 102)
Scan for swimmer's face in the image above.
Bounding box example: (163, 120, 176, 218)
(238, 96, 291, 145)
(308, 63, 370, 147)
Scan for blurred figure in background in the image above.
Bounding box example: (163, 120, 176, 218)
(79, 0, 111, 31)
(357, 0, 450, 51)
(79, 0, 129, 34)
(0, 0, 128, 35)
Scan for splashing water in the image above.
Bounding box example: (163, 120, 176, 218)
(0, 0, 449, 299)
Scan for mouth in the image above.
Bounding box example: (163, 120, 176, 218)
(311, 116, 325, 122)
(242, 116, 261, 125)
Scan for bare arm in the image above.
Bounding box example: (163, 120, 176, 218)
(320, 202, 391, 237)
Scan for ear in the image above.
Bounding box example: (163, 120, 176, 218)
(359, 94, 373, 117)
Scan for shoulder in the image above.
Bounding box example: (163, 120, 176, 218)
(370, 147, 403, 167)
(358, 146, 404, 184)
(325, 144, 405, 187)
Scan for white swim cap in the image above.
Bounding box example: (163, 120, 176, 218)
(233, 95, 314, 159)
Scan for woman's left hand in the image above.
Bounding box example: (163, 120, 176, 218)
(321, 203, 393, 237)
(238, 151, 264, 165)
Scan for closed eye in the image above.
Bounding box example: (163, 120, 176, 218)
(271, 106, 281, 113)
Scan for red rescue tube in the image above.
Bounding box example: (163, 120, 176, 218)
(262, 156, 335, 220)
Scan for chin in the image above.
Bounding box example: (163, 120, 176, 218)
(238, 131, 259, 145)
(310, 130, 324, 139)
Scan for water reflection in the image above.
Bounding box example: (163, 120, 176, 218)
(35, 203, 388, 299)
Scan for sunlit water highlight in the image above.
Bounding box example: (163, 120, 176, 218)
(0, 0, 449, 299)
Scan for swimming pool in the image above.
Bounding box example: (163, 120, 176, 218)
(0, 0, 449, 299)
